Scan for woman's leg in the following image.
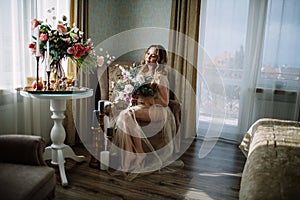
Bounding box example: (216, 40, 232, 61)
(119, 105, 165, 171)
(131, 137, 146, 168)
(123, 134, 136, 172)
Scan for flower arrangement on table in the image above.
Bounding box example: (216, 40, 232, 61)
(112, 64, 158, 106)
(28, 13, 96, 90)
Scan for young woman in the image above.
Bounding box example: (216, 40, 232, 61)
(111, 45, 179, 180)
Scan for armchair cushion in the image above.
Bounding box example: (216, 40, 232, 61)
(0, 163, 56, 200)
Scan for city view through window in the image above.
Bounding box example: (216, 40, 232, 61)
(197, 0, 300, 139)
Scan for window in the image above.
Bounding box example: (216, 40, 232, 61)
(197, 0, 300, 141)
(258, 0, 300, 90)
(0, 0, 70, 90)
(197, 0, 249, 140)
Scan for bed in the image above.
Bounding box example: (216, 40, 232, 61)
(239, 118, 300, 199)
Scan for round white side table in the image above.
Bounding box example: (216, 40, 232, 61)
(21, 88, 93, 186)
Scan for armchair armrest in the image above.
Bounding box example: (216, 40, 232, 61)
(0, 135, 46, 166)
(168, 99, 181, 133)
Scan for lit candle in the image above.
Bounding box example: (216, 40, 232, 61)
(46, 40, 50, 71)
(36, 27, 40, 56)
(43, 65, 47, 81)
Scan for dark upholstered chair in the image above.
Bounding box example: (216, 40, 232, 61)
(0, 134, 56, 200)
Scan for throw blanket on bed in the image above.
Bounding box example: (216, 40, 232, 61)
(239, 118, 300, 200)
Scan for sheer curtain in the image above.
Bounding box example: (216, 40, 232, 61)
(197, 0, 300, 142)
(0, 0, 70, 144)
(197, 0, 250, 142)
(251, 0, 300, 123)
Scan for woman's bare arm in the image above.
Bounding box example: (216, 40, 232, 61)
(154, 73, 169, 107)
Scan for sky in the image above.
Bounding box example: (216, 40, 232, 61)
(202, 0, 300, 68)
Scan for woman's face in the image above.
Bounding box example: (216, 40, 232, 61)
(144, 47, 159, 64)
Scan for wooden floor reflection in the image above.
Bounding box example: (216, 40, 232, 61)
(52, 138, 246, 200)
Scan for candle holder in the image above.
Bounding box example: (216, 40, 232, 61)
(35, 56, 40, 91)
(46, 70, 51, 91)
(43, 80, 47, 91)
(89, 110, 104, 169)
(89, 100, 113, 170)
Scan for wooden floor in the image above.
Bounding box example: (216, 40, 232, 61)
(51, 139, 246, 200)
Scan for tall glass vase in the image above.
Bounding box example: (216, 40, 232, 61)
(51, 59, 65, 80)
(73, 67, 80, 87)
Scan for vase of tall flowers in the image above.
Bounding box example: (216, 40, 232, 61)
(29, 15, 96, 82)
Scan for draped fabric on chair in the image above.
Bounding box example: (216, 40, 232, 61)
(168, 0, 201, 138)
(65, 0, 91, 145)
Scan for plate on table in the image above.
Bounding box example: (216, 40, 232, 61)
(22, 87, 90, 94)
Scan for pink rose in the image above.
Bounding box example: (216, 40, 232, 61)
(31, 19, 40, 29)
(39, 33, 48, 42)
(57, 24, 67, 34)
(67, 47, 74, 54)
(97, 56, 104, 67)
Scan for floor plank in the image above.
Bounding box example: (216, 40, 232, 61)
(51, 139, 246, 200)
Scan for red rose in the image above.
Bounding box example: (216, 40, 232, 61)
(28, 43, 35, 48)
(68, 43, 86, 59)
(85, 46, 91, 53)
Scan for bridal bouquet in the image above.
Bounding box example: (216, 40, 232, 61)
(112, 64, 158, 104)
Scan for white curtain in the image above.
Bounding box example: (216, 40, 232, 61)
(197, 0, 250, 142)
(0, 0, 70, 144)
(197, 0, 300, 142)
(251, 0, 300, 123)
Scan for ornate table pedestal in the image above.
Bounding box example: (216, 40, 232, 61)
(20, 89, 93, 186)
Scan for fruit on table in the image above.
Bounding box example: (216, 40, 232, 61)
(32, 80, 43, 90)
